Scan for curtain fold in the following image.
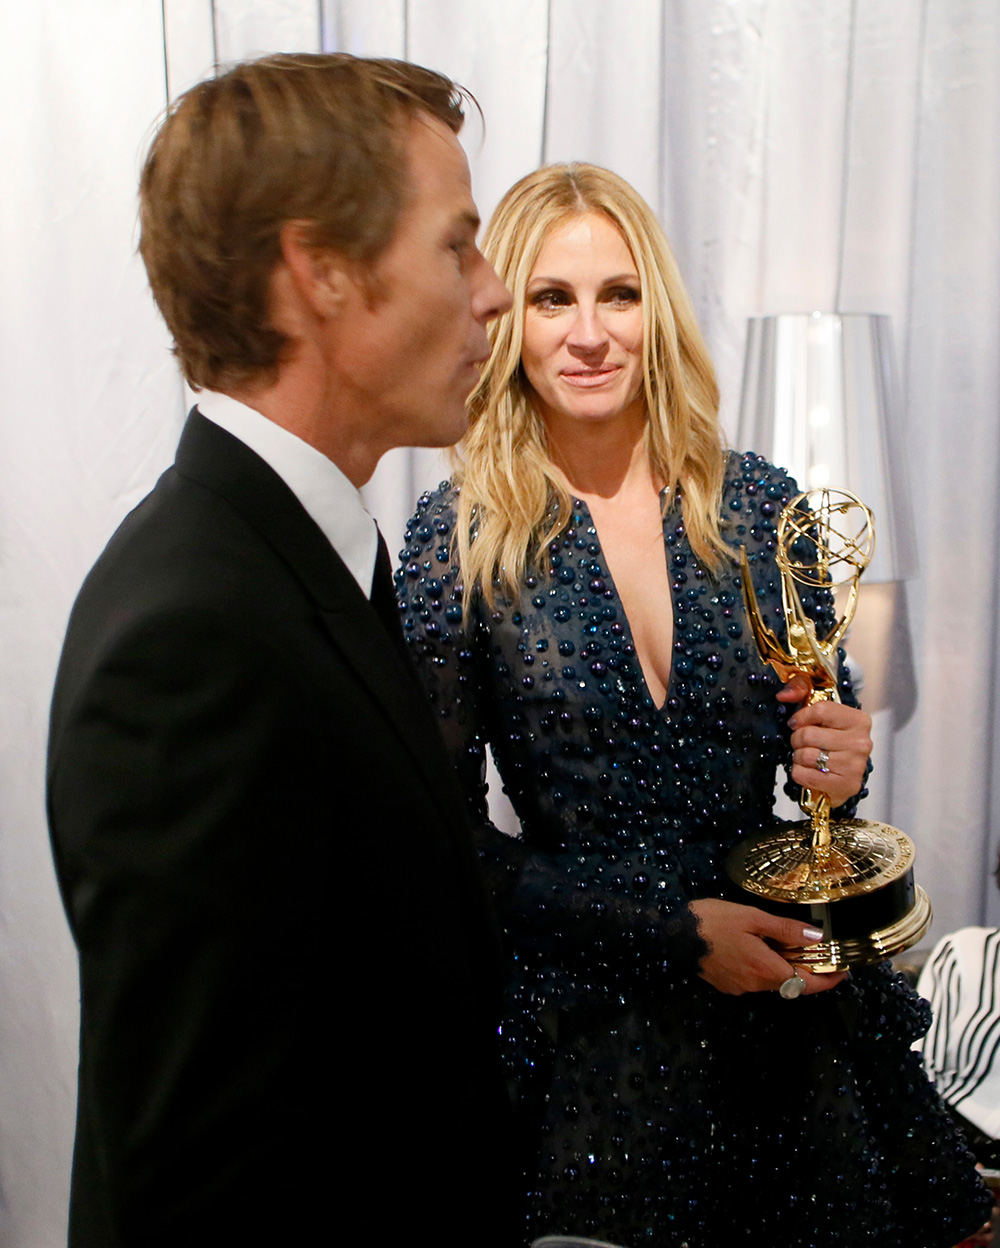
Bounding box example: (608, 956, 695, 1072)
(895, 0, 1000, 930)
(1, 8, 180, 1244)
(3, 3, 998, 1241)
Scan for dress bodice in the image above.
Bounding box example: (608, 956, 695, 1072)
(397, 453, 852, 934)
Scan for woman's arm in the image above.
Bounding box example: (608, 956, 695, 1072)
(690, 898, 847, 995)
(396, 486, 708, 988)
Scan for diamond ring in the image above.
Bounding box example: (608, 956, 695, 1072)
(779, 973, 806, 1000)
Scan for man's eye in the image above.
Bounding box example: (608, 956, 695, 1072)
(449, 236, 476, 265)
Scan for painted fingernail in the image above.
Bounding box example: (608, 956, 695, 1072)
(802, 926, 824, 941)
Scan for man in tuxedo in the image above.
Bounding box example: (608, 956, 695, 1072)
(47, 54, 514, 1246)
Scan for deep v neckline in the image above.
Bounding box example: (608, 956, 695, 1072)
(573, 493, 677, 713)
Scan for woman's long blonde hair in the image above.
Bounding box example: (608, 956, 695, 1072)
(454, 163, 728, 608)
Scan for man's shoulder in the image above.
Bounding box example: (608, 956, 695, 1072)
(55, 457, 323, 716)
(82, 464, 279, 612)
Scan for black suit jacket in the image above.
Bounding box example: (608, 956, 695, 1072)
(48, 412, 515, 1246)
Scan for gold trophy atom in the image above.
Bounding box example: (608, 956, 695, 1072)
(725, 488, 931, 972)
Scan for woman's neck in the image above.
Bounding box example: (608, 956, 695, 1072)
(544, 403, 659, 501)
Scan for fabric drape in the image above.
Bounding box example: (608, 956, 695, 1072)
(2, 3, 998, 1243)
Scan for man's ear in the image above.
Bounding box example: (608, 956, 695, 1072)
(278, 220, 351, 318)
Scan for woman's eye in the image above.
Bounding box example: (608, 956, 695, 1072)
(605, 286, 641, 306)
(529, 289, 571, 311)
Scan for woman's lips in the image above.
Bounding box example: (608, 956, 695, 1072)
(559, 366, 621, 388)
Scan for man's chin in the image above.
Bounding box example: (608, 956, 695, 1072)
(381, 403, 469, 454)
(422, 410, 470, 449)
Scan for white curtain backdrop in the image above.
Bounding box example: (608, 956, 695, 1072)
(1, 2, 997, 1242)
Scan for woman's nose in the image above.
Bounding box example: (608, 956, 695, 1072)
(567, 303, 608, 352)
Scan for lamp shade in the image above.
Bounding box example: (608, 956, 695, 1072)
(737, 313, 917, 582)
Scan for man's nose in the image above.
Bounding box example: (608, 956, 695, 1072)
(473, 252, 512, 324)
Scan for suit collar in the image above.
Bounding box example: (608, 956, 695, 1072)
(175, 408, 358, 612)
(193, 394, 378, 596)
(173, 410, 466, 830)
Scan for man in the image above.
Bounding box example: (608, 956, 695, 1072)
(47, 54, 514, 1246)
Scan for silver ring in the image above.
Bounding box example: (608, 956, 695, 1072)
(815, 749, 830, 774)
(779, 973, 806, 1000)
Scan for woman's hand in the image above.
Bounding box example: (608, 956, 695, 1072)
(777, 674, 872, 809)
(688, 898, 847, 996)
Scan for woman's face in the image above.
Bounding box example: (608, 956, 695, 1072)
(521, 212, 644, 430)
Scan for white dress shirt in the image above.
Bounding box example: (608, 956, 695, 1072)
(194, 390, 378, 598)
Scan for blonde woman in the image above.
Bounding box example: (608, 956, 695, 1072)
(397, 164, 987, 1246)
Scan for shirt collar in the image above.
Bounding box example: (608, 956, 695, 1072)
(195, 390, 378, 598)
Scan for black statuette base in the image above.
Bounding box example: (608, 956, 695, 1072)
(724, 818, 932, 972)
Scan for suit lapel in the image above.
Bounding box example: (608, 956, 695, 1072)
(172, 411, 461, 826)
(314, 599, 457, 799)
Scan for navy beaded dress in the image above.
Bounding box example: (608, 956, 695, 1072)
(396, 452, 989, 1247)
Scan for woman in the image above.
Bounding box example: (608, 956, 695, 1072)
(397, 164, 988, 1246)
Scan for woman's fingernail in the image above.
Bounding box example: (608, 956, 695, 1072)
(802, 926, 824, 941)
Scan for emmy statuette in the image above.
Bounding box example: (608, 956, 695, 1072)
(724, 488, 931, 971)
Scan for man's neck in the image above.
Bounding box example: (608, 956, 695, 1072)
(227, 367, 379, 489)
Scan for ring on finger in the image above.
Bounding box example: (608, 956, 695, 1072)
(815, 749, 831, 774)
(779, 973, 806, 1000)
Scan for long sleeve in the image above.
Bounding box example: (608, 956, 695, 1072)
(918, 934, 964, 1099)
(49, 603, 329, 1244)
(396, 485, 708, 992)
